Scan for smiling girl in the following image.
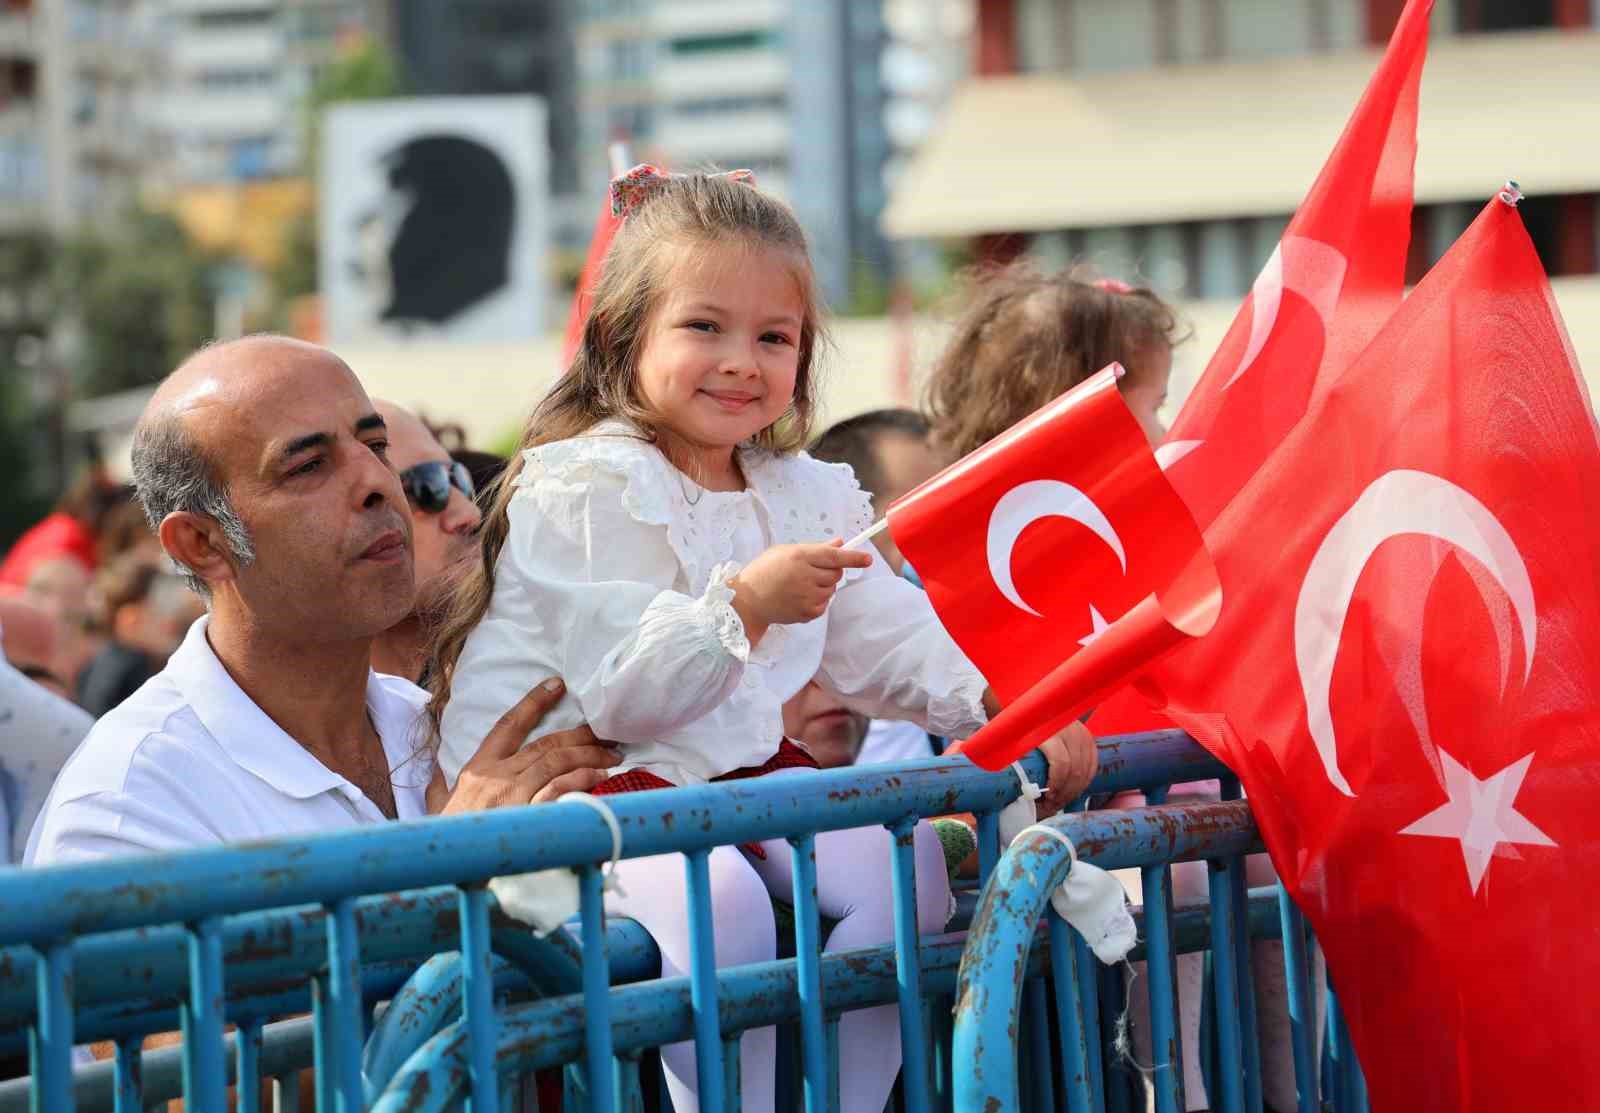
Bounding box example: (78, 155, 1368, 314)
(426, 168, 1095, 1113)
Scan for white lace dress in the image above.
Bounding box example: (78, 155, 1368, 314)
(435, 421, 989, 787)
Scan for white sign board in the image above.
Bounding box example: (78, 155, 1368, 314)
(321, 96, 548, 344)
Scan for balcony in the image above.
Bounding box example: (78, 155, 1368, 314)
(0, 127, 46, 229)
(657, 49, 788, 103)
(650, 0, 782, 40)
(0, 8, 36, 57)
(656, 105, 788, 163)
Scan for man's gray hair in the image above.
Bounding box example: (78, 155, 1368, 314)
(130, 410, 255, 598)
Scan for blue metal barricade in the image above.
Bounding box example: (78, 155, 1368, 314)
(0, 731, 1362, 1111)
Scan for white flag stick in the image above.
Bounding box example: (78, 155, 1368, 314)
(843, 518, 889, 550)
(608, 141, 632, 177)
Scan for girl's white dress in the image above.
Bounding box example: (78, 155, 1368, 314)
(436, 420, 989, 786)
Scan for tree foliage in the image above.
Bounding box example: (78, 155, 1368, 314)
(272, 38, 408, 309)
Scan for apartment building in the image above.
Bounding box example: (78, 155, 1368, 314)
(155, 0, 382, 185)
(574, 0, 898, 306)
(0, 0, 160, 232)
(885, 0, 1600, 298)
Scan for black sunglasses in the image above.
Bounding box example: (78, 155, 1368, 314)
(400, 460, 476, 514)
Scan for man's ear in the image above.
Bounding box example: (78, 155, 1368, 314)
(158, 512, 236, 592)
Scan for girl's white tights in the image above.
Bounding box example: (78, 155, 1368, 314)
(607, 820, 952, 1113)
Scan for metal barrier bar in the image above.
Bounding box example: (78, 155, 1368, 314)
(722, 1036, 742, 1113)
(367, 932, 1022, 1112)
(1206, 858, 1245, 1113)
(320, 900, 363, 1113)
(311, 975, 336, 1113)
(953, 801, 1265, 1113)
(787, 834, 828, 1113)
(1073, 933, 1106, 1107)
(457, 885, 499, 1113)
(889, 816, 932, 1113)
(1277, 884, 1318, 1113)
(236, 1020, 263, 1113)
(1049, 914, 1094, 1113)
(685, 848, 728, 1113)
(1024, 976, 1053, 1113)
(1140, 783, 1184, 1113)
(32, 941, 75, 1113)
(182, 916, 228, 1112)
(0, 736, 1224, 948)
(577, 865, 616, 1113)
(0, 753, 1061, 946)
(112, 1038, 140, 1113)
(358, 886, 1286, 1111)
(1221, 775, 1264, 1113)
(0, 886, 464, 1033)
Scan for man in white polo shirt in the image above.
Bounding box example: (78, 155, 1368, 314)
(27, 335, 618, 865)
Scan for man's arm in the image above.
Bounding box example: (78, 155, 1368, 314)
(429, 678, 621, 814)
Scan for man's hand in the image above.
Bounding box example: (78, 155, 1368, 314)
(1036, 720, 1099, 817)
(428, 679, 621, 814)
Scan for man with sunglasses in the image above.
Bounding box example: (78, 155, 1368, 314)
(370, 400, 483, 685)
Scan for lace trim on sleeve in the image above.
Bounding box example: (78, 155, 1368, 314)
(703, 562, 751, 662)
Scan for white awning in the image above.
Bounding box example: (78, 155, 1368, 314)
(883, 29, 1600, 239)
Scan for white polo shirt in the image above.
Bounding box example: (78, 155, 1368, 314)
(25, 617, 433, 866)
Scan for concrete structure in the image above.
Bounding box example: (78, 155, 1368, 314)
(573, 0, 895, 308)
(886, 0, 1600, 297)
(0, 0, 163, 233)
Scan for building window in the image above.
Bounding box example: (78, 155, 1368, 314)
(1066, 0, 1158, 71)
(192, 7, 276, 30)
(669, 30, 775, 54)
(196, 68, 278, 92)
(1456, 0, 1557, 31)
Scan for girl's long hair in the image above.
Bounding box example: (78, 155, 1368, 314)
(424, 172, 827, 745)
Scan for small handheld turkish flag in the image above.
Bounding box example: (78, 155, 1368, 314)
(887, 365, 1220, 769)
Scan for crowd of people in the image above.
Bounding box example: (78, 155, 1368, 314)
(0, 170, 1286, 1111)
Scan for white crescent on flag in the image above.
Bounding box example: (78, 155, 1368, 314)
(986, 480, 1126, 618)
(1293, 469, 1537, 797)
(1224, 236, 1350, 391)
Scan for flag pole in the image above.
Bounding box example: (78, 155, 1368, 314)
(843, 518, 889, 550)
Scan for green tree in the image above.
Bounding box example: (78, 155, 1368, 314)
(271, 38, 407, 312)
(55, 210, 218, 396)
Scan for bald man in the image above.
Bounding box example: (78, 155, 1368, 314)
(27, 336, 617, 865)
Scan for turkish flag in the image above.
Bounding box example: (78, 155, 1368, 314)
(1151, 192, 1600, 1111)
(559, 193, 621, 371)
(887, 366, 1220, 769)
(1161, 0, 1431, 530)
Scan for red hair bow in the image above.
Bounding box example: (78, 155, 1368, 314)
(609, 163, 758, 219)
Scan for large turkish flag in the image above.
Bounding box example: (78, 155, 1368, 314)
(1152, 192, 1600, 1111)
(1161, 0, 1431, 531)
(887, 366, 1219, 768)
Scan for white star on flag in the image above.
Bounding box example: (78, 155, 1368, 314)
(1398, 748, 1555, 895)
(1079, 605, 1111, 648)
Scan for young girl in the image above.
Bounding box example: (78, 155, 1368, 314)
(428, 169, 1024, 1113)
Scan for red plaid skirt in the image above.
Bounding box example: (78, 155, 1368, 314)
(590, 740, 819, 857)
